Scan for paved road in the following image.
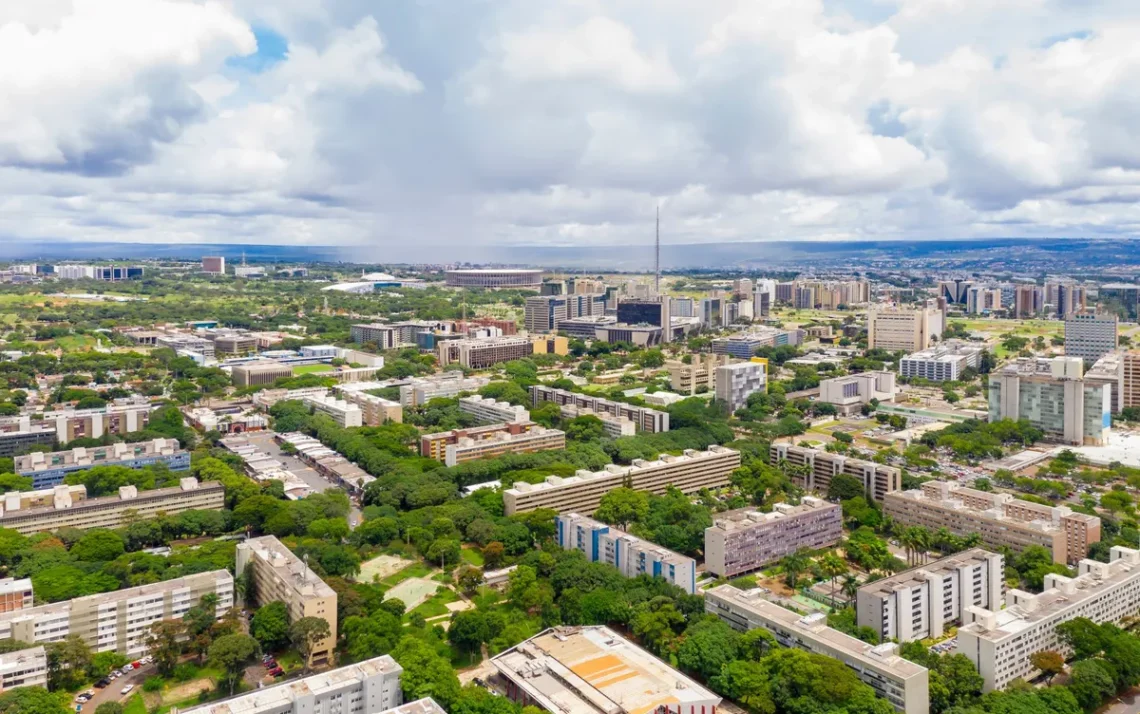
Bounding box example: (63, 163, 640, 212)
(243, 432, 363, 527)
(1105, 688, 1140, 714)
(81, 663, 156, 714)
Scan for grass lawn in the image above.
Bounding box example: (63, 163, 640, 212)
(411, 588, 460, 618)
(53, 335, 97, 351)
(273, 650, 303, 672)
(124, 694, 148, 714)
(292, 364, 333, 375)
(380, 562, 434, 587)
(460, 548, 485, 566)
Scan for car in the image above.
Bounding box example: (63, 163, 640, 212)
(94, 681, 108, 689)
(269, 668, 284, 677)
(121, 684, 135, 695)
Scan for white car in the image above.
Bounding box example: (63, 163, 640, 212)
(121, 685, 134, 695)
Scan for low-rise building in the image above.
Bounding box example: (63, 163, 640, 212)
(15, 438, 189, 489)
(351, 323, 399, 350)
(437, 337, 534, 369)
(770, 443, 902, 502)
(530, 386, 669, 432)
(856, 549, 1004, 643)
(667, 354, 730, 394)
(212, 333, 258, 356)
(398, 374, 492, 407)
(0, 646, 47, 691)
(714, 360, 767, 412)
(711, 327, 803, 359)
(334, 387, 403, 425)
(232, 361, 293, 387)
(493, 626, 720, 714)
(419, 422, 566, 467)
(40, 403, 155, 442)
(303, 393, 365, 428)
(156, 334, 216, 360)
(555, 513, 697, 593)
(0, 578, 33, 614)
(459, 395, 530, 424)
(0, 421, 56, 457)
(556, 315, 616, 339)
(704, 497, 842, 578)
(899, 341, 984, 382)
(558, 404, 636, 437)
(705, 585, 929, 714)
(819, 371, 896, 415)
(503, 445, 740, 516)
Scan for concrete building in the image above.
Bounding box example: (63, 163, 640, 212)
(525, 294, 606, 334)
(212, 333, 258, 356)
(334, 388, 403, 425)
(1064, 313, 1118, 366)
(503, 445, 740, 516)
(714, 361, 767, 412)
(493, 626, 719, 714)
(966, 286, 1003, 315)
(856, 549, 1004, 643)
(0, 478, 225, 535)
(1013, 284, 1045, 318)
(398, 374, 491, 407)
(177, 655, 404, 714)
(557, 404, 636, 438)
(556, 315, 616, 339)
(531, 335, 569, 356)
(0, 421, 56, 457)
(1098, 283, 1140, 321)
(867, 305, 943, 352)
(420, 422, 566, 467)
(232, 361, 293, 387)
(40, 403, 155, 443)
(706, 586, 929, 714)
(303, 394, 364, 428)
(237, 536, 338, 666)
(15, 438, 189, 489)
(437, 337, 533, 369)
(459, 395, 529, 424)
(711, 327, 802, 359)
(883, 481, 1101, 565)
(958, 546, 1140, 691)
(555, 514, 697, 594)
(1055, 284, 1087, 319)
(201, 256, 226, 274)
(704, 497, 842, 578)
(770, 443, 902, 503)
(445, 269, 543, 288)
(157, 334, 216, 360)
(1086, 350, 1140, 414)
(616, 297, 672, 343)
(0, 646, 47, 691)
(530, 386, 670, 432)
(900, 341, 984, 382)
(593, 323, 663, 347)
(350, 324, 398, 350)
(0, 570, 232, 655)
(666, 353, 730, 395)
(940, 279, 973, 305)
(988, 356, 1110, 446)
(0, 578, 33, 614)
(699, 297, 722, 328)
(819, 371, 896, 416)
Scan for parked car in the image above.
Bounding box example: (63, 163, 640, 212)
(94, 680, 108, 689)
(121, 684, 134, 695)
(269, 667, 284, 677)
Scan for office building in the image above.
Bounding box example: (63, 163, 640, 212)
(558, 404, 636, 438)
(770, 444, 902, 503)
(351, 324, 398, 350)
(1055, 284, 1087, 319)
(437, 337, 533, 369)
(201, 256, 226, 274)
(670, 296, 695, 318)
(883, 480, 1101, 565)
(706, 586, 929, 714)
(232, 361, 293, 387)
(666, 353, 730, 395)
(959, 546, 1140, 691)
(494, 626, 719, 714)
(819, 371, 896, 416)
(1086, 350, 1140, 414)
(867, 305, 943, 352)
(966, 286, 1002, 315)
(420, 422, 566, 467)
(446, 268, 543, 288)
(593, 323, 663, 347)
(503, 445, 740, 516)
(900, 341, 983, 382)
(1098, 283, 1140, 321)
(555, 514, 696, 593)
(157, 334, 216, 360)
(302, 394, 364, 428)
(236, 536, 338, 666)
(0, 570, 232, 656)
(336, 347, 385, 368)
(775, 282, 794, 302)
(0, 579, 32, 614)
(334, 388, 403, 425)
(753, 290, 771, 318)
(0, 478, 224, 535)
(41, 403, 155, 443)
(856, 549, 1004, 643)
(52, 265, 143, 281)
(616, 297, 672, 343)
(398, 374, 491, 407)
(556, 315, 617, 339)
(531, 335, 569, 356)
(704, 497, 842, 578)
(0, 420, 56, 457)
(212, 333, 258, 356)
(1013, 284, 1045, 318)
(711, 327, 802, 359)
(177, 655, 403, 714)
(15, 438, 190, 489)
(939, 279, 973, 305)
(526, 294, 607, 334)
(459, 395, 529, 424)
(1064, 313, 1118, 366)
(530, 386, 670, 432)
(699, 297, 722, 329)
(988, 356, 1110, 446)
(0, 646, 47, 691)
(794, 285, 815, 309)
(715, 361, 767, 412)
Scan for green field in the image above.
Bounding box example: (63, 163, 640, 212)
(292, 364, 333, 375)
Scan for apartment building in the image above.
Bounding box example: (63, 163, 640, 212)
(201, 256, 225, 274)
(883, 481, 1101, 565)
(1064, 313, 1118, 366)
(398, 374, 492, 407)
(1054, 284, 1087, 319)
(0, 479, 225, 535)
(706, 586, 929, 714)
(303, 394, 364, 428)
(0, 578, 33, 614)
(900, 341, 984, 382)
(558, 404, 635, 437)
(231, 361, 293, 387)
(459, 395, 530, 424)
(704, 497, 842, 578)
(493, 626, 719, 714)
(40, 403, 155, 443)
(334, 387, 403, 425)
(0, 421, 56, 457)
(503, 445, 740, 516)
(420, 422, 566, 467)
(525, 294, 606, 334)
(819, 371, 896, 415)
(867, 305, 944, 352)
(988, 356, 1110, 446)
(1013, 284, 1045, 318)
(1086, 350, 1140, 414)
(15, 438, 189, 489)
(966, 286, 1003, 315)
(771, 443, 902, 503)
(959, 546, 1140, 691)
(437, 337, 534, 369)
(555, 513, 697, 594)
(715, 361, 767, 412)
(0, 646, 47, 691)
(856, 549, 1004, 643)
(711, 328, 803, 359)
(178, 655, 403, 714)
(666, 353, 731, 395)
(351, 323, 398, 350)
(530, 386, 670, 432)
(0, 570, 232, 656)
(236, 536, 337, 666)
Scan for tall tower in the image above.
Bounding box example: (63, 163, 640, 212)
(655, 205, 661, 295)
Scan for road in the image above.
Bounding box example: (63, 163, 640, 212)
(81, 663, 156, 714)
(1105, 689, 1140, 714)
(242, 432, 363, 526)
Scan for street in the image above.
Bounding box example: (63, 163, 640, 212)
(242, 431, 364, 526)
(81, 663, 156, 713)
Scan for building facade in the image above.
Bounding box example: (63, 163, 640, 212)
(15, 438, 189, 490)
(420, 422, 566, 467)
(437, 337, 534, 369)
(445, 269, 543, 288)
(232, 361, 293, 387)
(351, 324, 398, 350)
(303, 394, 365, 428)
(0, 646, 47, 691)
(459, 395, 530, 424)
(988, 356, 1110, 445)
(704, 497, 842, 578)
(770, 443, 902, 502)
(867, 305, 944, 352)
(1064, 313, 1118, 366)
(899, 341, 983, 382)
(530, 386, 670, 432)
(819, 371, 896, 415)
(714, 361, 767, 412)
(666, 354, 730, 395)
(555, 513, 697, 594)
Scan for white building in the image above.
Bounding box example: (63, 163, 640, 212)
(988, 356, 1110, 446)
(556, 513, 697, 594)
(958, 546, 1140, 691)
(459, 395, 529, 424)
(714, 361, 767, 412)
(300, 345, 340, 358)
(1064, 313, 1118, 366)
(0, 646, 47, 691)
(303, 394, 364, 428)
(819, 371, 896, 415)
(899, 341, 984, 382)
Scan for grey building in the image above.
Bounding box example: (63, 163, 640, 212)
(714, 361, 767, 412)
(1064, 313, 1118, 366)
(704, 497, 842, 578)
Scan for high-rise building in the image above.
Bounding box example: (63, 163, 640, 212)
(714, 361, 767, 412)
(1064, 313, 1118, 366)
(965, 286, 1002, 314)
(350, 323, 398, 349)
(525, 294, 606, 334)
(704, 497, 842, 578)
(988, 356, 1110, 445)
(818, 371, 896, 415)
(201, 256, 226, 274)
(867, 305, 943, 352)
(794, 286, 815, 309)
(770, 444, 901, 502)
(555, 513, 697, 593)
(670, 296, 695, 317)
(699, 297, 722, 328)
(899, 341, 984, 382)
(616, 297, 672, 343)
(775, 282, 794, 303)
(1055, 284, 1087, 318)
(1013, 284, 1045, 318)
(753, 290, 771, 318)
(1097, 283, 1140, 321)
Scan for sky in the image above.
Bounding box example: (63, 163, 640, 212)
(4, 0, 1140, 251)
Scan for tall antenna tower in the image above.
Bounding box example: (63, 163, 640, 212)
(655, 205, 661, 295)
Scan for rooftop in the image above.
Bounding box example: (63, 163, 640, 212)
(242, 536, 336, 599)
(710, 496, 838, 533)
(859, 548, 999, 597)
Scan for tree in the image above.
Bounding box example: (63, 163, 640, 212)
(1029, 650, 1065, 683)
(46, 634, 92, 690)
(145, 620, 185, 676)
(456, 566, 483, 595)
(70, 529, 126, 562)
(391, 635, 462, 708)
(1068, 659, 1116, 710)
(565, 415, 606, 442)
(95, 704, 124, 714)
(250, 601, 290, 652)
(676, 618, 742, 681)
(0, 686, 71, 714)
(482, 542, 505, 569)
(447, 610, 505, 656)
(290, 616, 332, 671)
(827, 474, 866, 501)
(1057, 618, 1109, 660)
(208, 633, 261, 695)
(781, 549, 811, 590)
(818, 553, 848, 603)
(594, 487, 649, 530)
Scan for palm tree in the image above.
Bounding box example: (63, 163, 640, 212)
(782, 549, 811, 591)
(914, 527, 933, 565)
(841, 574, 860, 603)
(935, 527, 955, 555)
(819, 553, 848, 606)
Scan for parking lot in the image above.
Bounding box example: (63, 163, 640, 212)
(81, 659, 155, 713)
(241, 431, 363, 526)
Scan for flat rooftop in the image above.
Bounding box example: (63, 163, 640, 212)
(859, 548, 997, 596)
(243, 536, 336, 599)
(710, 497, 837, 532)
(492, 626, 719, 714)
(504, 446, 736, 496)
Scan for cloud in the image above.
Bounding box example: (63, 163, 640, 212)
(4, 0, 1140, 249)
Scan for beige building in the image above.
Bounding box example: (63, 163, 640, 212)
(232, 361, 293, 387)
(419, 422, 566, 467)
(436, 337, 533, 369)
(302, 394, 364, 428)
(1083, 350, 1140, 415)
(459, 395, 530, 424)
(236, 536, 337, 666)
(0, 578, 33, 614)
(0, 646, 47, 691)
(0, 479, 225, 535)
(770, 443, 901, 502)
(705, 497, 842, 578)
(335, 388, 404, 425)
(558, 404, 636, 437)
(867, 305, 943, 352)
(989, 356, 1110, 446)
(666, 354, 730, 394)
(818, 371, 896, 415)
(503, 445, 740, 516)
(883, 481, 1101, 565)
(531, 386, 669, 432)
